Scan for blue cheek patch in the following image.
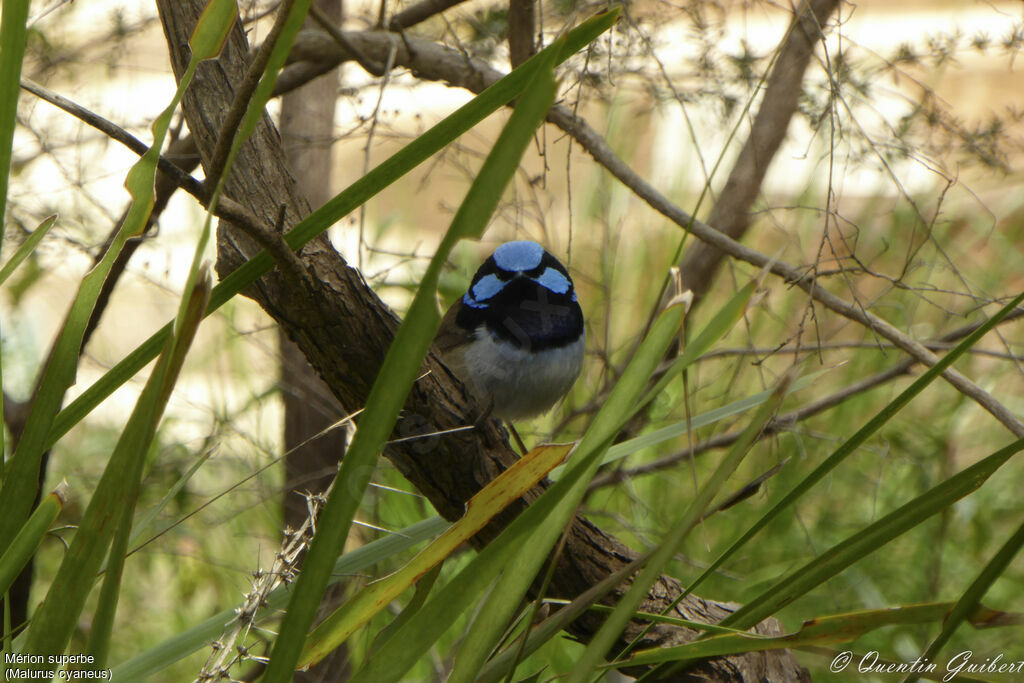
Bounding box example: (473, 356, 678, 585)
(463, 293, 486, 309)
(493, 240, 544, 273)
(533, 267, 572, 294)
(471, 273, 505, 301)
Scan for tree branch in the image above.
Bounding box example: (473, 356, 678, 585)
(508, 0, 536, 68)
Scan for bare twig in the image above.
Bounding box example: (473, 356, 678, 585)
(357, 43, 398, 269)
(587, 362, 905, 491)
(21, 78, 308, 282)
(309, 2, 386, 75)
(701, 340, 1024, 363)
(20, 79, 206, 200)
(196, 489, 329, 682)
(387, 0, 468, 31)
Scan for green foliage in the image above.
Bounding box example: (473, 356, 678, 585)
(0, 215, 55, 287)
(0, 0, 31, 241)
(0, 486, 64, 598)
(2, 1, 1023, 682)
(300, 443, 573, 667)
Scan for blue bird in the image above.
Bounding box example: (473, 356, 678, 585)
(436, 240, 585, 438)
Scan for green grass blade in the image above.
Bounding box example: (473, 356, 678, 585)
(22, 270, 213, 661)
(299, 444, 572, 668)
(0, 215, 57, 286)
(474, 561, 648, 683)
(126, 444, 215, 550)
(622, 602, 983, 667)
(0, 0, 31, 242)
(677, 281, 754, 368)
(0, 485, 66, 597)
(547, 599, 752, 633)
(261, 41, 561, 683)
(363, 300, 688, 683)
(720, 435, 1024, 632)
(0, 0, 238, 554)
(47, 8, 621, 449)
(565, 375, 791, 683)
(0, 0, 33, 484)
(368, 563, 444, 657)
(190, 0, 238, 56)
(108, 516, 446, 682)
(677, 291, 1024, 604)
(905, 517, 1024, 683)
(88, 501, 138, 669)
(87, 267, 213, 668)
(641, 436, 1024, 677)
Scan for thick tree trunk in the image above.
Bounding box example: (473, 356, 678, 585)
(155, 3, 809, 680)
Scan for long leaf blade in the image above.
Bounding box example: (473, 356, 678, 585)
(566, 374, 792, 682)
(0, 0, 31, 241)
(622, 602, 997, 667)
(108, 517, 446, 682)
(448, 281, 760, 682)
(0, 215, 57, 286)
(0, 484, 66, 597)
(22, 270, 212, 661)
(723, 436, 1024, 629)
(906, 517, 1024, 683)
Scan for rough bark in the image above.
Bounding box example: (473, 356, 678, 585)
(155, 2, 809, 680)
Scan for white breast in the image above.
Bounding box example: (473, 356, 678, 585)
(458, 328, 585, 420)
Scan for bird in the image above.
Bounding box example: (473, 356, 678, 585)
(435, 240, 585, 448)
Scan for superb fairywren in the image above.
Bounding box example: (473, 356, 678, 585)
(436, 240, 585, 422)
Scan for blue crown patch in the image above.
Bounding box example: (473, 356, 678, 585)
(493, 240, 544, 273)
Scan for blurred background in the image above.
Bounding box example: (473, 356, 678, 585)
(4, 0, 1024, 679)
